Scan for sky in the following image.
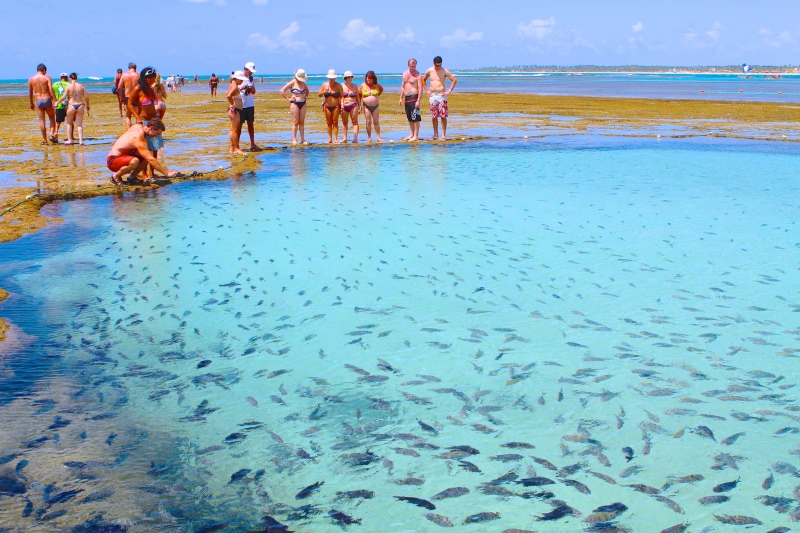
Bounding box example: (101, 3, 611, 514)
(2, 0, 800, 78)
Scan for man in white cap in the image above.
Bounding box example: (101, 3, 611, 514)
(238, 61, 262, 151)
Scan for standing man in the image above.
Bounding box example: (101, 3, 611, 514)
(52, 73, 70, 144)
(399, 58, 423, 142)
(113, 68, 124, 117)
(28, 63, 56, 145)
(238, 61, 262, 151)
(422, 56, 457, 141)
(118, 62, 138, 128)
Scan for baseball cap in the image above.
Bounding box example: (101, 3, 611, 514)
(244, 62, 256, 73)
(60, 72, 68, 78)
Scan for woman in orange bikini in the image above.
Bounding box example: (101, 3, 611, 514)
(359, 71, 383, 142)
(279, 69, 309, 145)
(318, 69, 342, 144)
(340, 71, 361, 143)
(226, 71, 246, 154)
(127, 67, 165, 179)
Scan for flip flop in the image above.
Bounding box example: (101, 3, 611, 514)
(40, 141, 48, 145)
(110, 175, 123, 186)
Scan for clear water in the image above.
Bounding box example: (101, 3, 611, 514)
(1, 138, 799, 532)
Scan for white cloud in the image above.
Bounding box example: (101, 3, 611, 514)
(706, 30, 720, 40)
(252, 0, 268, 4)
(632, 21, 643, 33)
(517, 18, 555, 40)
(396, 27, 417, 44)
(340, 19, 385, 48)
(247, 22, 307, 52)
(440, 28, 483, 48)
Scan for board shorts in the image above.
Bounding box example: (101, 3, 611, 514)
(240, 106, 255, 124)
(107, 154, 139, 172)
(55, 107, 67, 123)
(405, 95, 421, 122)
(429, 92, 448, 119)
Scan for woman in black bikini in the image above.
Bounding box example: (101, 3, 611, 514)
(279, 69, 309, 145)
(55, 73, 90, 146)
(359, 71, 383, 142)
(209, 73, 219, 98)
(340, 71, 361, 143)
(318, 69, 343, 144)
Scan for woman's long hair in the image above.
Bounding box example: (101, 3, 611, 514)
(139, 67, 156, 94)
(365, 71, 378, 84)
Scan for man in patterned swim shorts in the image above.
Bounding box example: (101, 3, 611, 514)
(423, 55, 458, 141)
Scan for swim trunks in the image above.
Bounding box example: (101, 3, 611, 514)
(429, 92, 448, 119)
(107, 153, 139, 172)
(35, 98, 53, 110)
(405, 94, 421, 122)
(55, 107, 67, 123)
(240, 106, 255, 124)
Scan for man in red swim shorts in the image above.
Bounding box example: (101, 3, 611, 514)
(423, 56, 458, 141)
(107, 119, 179, 184)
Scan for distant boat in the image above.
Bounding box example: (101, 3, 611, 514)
(741, 64, 753, 74)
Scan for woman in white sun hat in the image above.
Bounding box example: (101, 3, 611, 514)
(340, 71, 361, 143)
(318, 69, 343, 144)
(279, 69, 310, 145)
(225, 70, 247, 154)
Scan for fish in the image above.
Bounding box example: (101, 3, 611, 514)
(464, 512, 501, 524)
(501, 441, 535, 449)
(395, 496, 436, 510)
(425, 513, 455, 527)
(328, 510, 361, 526)
(714, 515, 762, 525)
(246, 396, 258, 407)
(712, 477, 740, 492)
(418, 420, 438, 435)
(431, 487, 469, 500)
(622, 446, 634, 462)
(720, 432, 745, 446)
(47, 489, 84, 505)
(660, 524, 689, 533)
(334, 490, 375, 500)
(516, 476, 555, 487)
(692, 425, 716, 441)
(698, 495, 729, 505)
(296, 481, 324, 499)
(562, 479, 591, 494)
(537, 505, 576, 521)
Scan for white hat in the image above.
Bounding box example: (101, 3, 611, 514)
(232, 70, 247, 81)
(326, 69, 338, 79)
(343, 70, 353, 78)
(294, 69, 308, 82)
(244, 61, 256, 73)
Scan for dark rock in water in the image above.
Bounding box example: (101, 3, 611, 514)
(22, 498, 33, 517)
(395, 496, 436, 510)
(25, 436, 49, 448)
(295, 481, 324, 500)
(0, 454, 19, 465)
(71, 515, 129, 532)
(463, 512, 501, 524)
(328, 509, 361, 526)
(48, 416, 71, 430)
(48, 489, 84, 505)
(0, 476, 26, 495)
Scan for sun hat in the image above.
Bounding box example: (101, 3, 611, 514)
(326, 69, 338, 79)
(232, 70, 247, 81)
(343, 70, 353, 78)
(244, 61, 256, 73)
(294, 69, 308, 82)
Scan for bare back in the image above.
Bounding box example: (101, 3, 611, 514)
(68, 82, 87, 105)
(29, 73, 54, 99)
(120, 71, 137, 95)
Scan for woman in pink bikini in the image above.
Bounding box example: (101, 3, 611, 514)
(279, 69, 309, 145)
(340, 71, 361, 143)
(318, 70, 342, 144)
(359, 71, 383, 142)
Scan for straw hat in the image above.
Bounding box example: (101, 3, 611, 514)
(326, 69, 338, 79)
(295, 69, 308, 82)
(343, 70, 354, 78)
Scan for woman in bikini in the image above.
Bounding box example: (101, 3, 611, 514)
(127, 67, 165, 178)
(55, 73, 90, 146)
(152, 72, 168, 120)
(209, 73, 219, 98)
(226, 71, 246, 154)
(279, 69, 309, 145)
(359, 71, 383, 142)
(318, 70, 342, 144)
(340, 71, 361, 143)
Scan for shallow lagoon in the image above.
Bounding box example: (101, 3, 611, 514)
(1, 137, 799, 532)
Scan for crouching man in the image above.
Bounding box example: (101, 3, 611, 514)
(107, 119, 179, 185)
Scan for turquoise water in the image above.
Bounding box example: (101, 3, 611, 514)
(1, 138, 800, 532)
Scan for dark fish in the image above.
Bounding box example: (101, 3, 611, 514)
(194, 523, 228, 533)
(532, 456, 558, 471)
(224, 432, 246, 444)
(425, 513, 454, 527)
(660, 524, 689, 533)
(693, 425, 716, 441)
(698, 495, 729, 505)
(622, 446, 634, 462)
(562, 479, 591, 494)
(491, 454, 524, 462)
(464, 512, 501, 524)
(418, 420, 438, 435)
(537, 505, 575, 521)
(712, 477, 740, 492)
(626, 483, 660, 495)
(516, 477, 555, 487)
(0, 476, 26, 495)
(720, 432, 745, 446)
(328, 509, 361, 525)
(197, 359, 212, 368)
(501, 441, 535, 449)
(431, 487, 469, 500)
(334, 490, 374, 501)
(228, 469, 251, 484)
(47, 489, 84, 505)
(296, 481, 324, 499)
(395, 496, 436, 510)
(714, 515, 762, 525)
(458, 460, 481, 473)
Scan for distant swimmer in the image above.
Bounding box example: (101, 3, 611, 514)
(226, 70, 247, 154)
(51, 73, 69, 143)
(340, 71, 361, 143)
(117, 62, 138, 128)
(28, 63, 56, 145)
(279, 69, 309, 145)
(423, 55, 457, 141)
(113, 68, 124, 117)
(54, 73, 90, 146)
(106, 119, 178, 185)
(359, 71, 383, 142)
(399, 58, 423, 142)
(209, 73, 219, 98)
(319, 70, 343, 144)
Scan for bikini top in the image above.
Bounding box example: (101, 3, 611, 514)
(343, 89, 357, 97)
(323, 91, 341, 98)
(291, 87, 307, 95)
(362, 87, 379, 97)
(141, 91, 159, 106)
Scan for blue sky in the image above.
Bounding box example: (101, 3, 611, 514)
(2, 0, 799, 77)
